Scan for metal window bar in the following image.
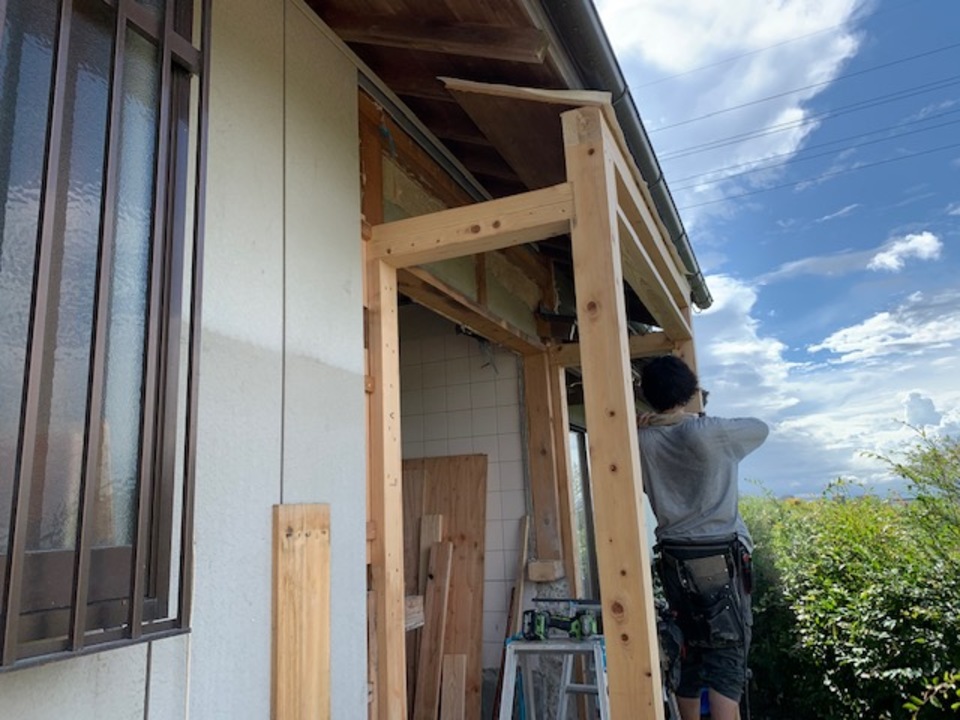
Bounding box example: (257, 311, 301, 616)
(129, 0, 174, 639)
(71, 0, 127, 653)
(1, 0, 75, 667)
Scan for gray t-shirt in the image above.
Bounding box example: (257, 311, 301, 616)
(637, 416, 768, 552)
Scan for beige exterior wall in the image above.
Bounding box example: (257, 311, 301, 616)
(0, 2, 367, 718)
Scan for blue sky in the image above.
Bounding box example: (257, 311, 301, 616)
(597, 0, 960, 496)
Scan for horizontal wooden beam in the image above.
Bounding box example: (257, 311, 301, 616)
(398, 267, 545, 355)
(549, 332, 674, 367)
(369, 183, 573, 268)
(331, 19, 549, 64)
(618, 208, 692, 342)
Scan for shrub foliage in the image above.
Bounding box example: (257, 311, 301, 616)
(740, 435, 960, 719)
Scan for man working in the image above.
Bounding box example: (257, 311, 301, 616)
(636, 356, 768, 720)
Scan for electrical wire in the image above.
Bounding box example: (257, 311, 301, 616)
(660, 74, 960, 160)
(677, 140, 960, 210)
(671, 113, 960, 191)
(650, 41, 960, 133)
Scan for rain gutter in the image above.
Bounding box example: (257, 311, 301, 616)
(541, 1, 713, 309)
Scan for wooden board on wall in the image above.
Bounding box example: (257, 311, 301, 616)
(403, 455, 487, 720)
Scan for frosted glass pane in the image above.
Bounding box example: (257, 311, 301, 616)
(96, 29, 160, 547)
(26, 0, 113, 552)
(0, 1, 58, 551)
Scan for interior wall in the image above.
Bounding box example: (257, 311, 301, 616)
(398, 305, 529, 671)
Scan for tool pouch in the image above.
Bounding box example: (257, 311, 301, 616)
(657, 537, 745, 648)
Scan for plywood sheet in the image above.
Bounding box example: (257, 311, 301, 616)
(403, 455, 487, 720)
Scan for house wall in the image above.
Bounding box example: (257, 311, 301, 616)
(0, 2, 366, 718)
(398, 305, 529, 671)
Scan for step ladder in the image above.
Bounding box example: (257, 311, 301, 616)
(497, 637, 609, 720)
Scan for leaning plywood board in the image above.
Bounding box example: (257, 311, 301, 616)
(403, 455, 487, 720)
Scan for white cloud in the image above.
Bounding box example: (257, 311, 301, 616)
(902, 391, 942, 427)
(807, 289, 960, 363)
(596, 0, 867, 226)
(815, 203, 860, 222)
(757, 231, 942, 283)
(947, 201, 960, 216)
(693, 276, 960, 495)
(867, 231, 942, 271)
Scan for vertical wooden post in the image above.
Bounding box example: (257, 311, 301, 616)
(549, 363, 582, 598)
(674, 306, 703, 413)
(523, 352, 565, 581)
(366, 256, 408, 720)
(562, 105, 664, 719)
(272, 504, 332, 720)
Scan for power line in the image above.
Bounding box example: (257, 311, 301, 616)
(671, 113, 960, 191)
(650, 40, 960, 133)
(660, 74, 960, 160)
(630, 0, 919, 89)
(677, 140, 960, 210)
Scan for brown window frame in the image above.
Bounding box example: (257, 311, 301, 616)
(0, 0, 209, 670)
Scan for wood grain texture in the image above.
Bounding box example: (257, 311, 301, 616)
(272, 504, 331, 720)
(440, 654, 467, 720)
(413, 541, 454, 720)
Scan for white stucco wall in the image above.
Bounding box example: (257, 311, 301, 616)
(0, 2, 365, 718)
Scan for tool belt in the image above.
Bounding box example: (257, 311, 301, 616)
(655, 535, 750, 649)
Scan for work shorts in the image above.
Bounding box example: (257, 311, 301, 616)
(657, 538, 752, 703)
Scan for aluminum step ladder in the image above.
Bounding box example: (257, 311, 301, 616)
(497, 637, 609, 720)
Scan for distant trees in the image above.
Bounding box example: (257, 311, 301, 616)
(741, 434, 960, 719)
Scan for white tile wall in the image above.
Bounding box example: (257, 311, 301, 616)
(399, 306, 528, 669)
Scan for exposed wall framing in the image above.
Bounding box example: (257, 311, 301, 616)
(363, 82, 699, 717)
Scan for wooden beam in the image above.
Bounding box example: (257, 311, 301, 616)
(405, 596, 425, 631)
(617, 207, 692, 341)
(413, 541, 454, 720)
(675, 306, 704, 414)
(368, 183, 573, 268)
(398, 267, 544, 356)
(549, 332, 675, 368)
(272, 504, 331, 720)
(523, 353, 564, 568)
(331, 19, 549, 64)
(366, 257, 408, 720)
(562, 105, 664, 720)
(550, 365, 582, 598)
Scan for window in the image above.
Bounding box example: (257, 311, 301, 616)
(0, 0, 208, 668)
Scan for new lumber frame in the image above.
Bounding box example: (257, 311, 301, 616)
(364, 97, 701, 719)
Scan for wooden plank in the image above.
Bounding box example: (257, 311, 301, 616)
(405, 596, 425, 631)
(331, 19, 548, 64)
(617, 206, 692, 341)
(549, 332, 675, 368)
(413, 541, 454, 720)
(550, 364, 582, 598)
(405, 455, 487, 720)
(562, 105, 665, 720)
(440, 655, 467, 720)
(419, 514, 445, 594)
(523, 353, 564, 565)
(368, 183, 573, 267)
(527, 559, 565, 582)
(398, 267, 544, 355)
(272, 504, 331, 720)
(365, 257, 408, 720)
(675, 306, 704, 414)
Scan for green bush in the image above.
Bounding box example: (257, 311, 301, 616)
(740, 435, 960, 719)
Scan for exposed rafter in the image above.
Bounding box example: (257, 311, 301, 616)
(330, 18, 549, 64)
(549, 332, 675, 368)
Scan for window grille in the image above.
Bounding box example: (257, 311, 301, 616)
(0, 0, 209, 669)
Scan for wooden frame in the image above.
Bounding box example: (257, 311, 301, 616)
(364, 90, 699, 717)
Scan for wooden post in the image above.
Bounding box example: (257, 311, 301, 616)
(366, 256, 408, 720)
(674, 306, 703, 413)
(562, 105, 664, 719)
(522, 352, 564, 581)
(549, 363, 582, 598)
(272, 504, 331, 720)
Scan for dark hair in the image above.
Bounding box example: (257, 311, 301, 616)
(640, 356, 699, 412)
